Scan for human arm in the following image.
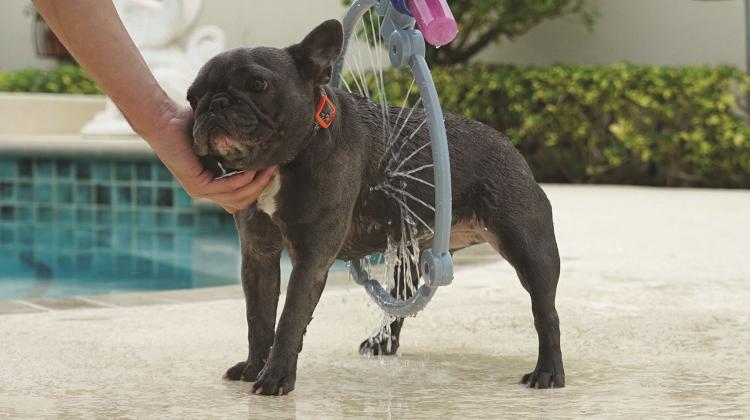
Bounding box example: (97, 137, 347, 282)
(32, 0, 275, 213)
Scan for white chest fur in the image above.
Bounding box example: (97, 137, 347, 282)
(256, 173, 281, 216)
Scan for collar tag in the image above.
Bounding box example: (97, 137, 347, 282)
(314, 90, 336, 129)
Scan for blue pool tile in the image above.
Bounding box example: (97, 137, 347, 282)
(18, 225, 34, 243)
(56, 207, 75, 224)
(115, 210, 134, 225)
(95, 229, 112, 247)
(56, 159, 73, 178)
(135, 257, 153, 276)
(76, 253, 93, 271)
(197, 213, 221, 229)
(157, 232, 174, 252)
(17, 206, 32, 223)
(94, 185, 111, 205)
(177, 212, 193, 227)
(92, 162, 112, 181)
(35, 227, 54, 248)
(156, 262, 174, 277)
(76, 162, 91, 180)
(57, 184, 74, 204)
(96, 209, 112, 225)
(137, 231, 153, 251)
(174, 188, 192, 208)
(18, 249, 34, 262)
(35, 184, 53, 203)
(114, 229, 133, 248)
(17, 183, 33, 202)
(57, 254, 74, 272)
(35, 251, 54, 268)
(156, 211, 175, 228)
(0, 159, 16, 177)
(36, 159, 53, 178)
(0, 206, 14, 222)
(76, 208, 93, 224)
(156, 164, 172, 181)
(115, 254, 133, 273)
(36, 206, 54, 224)
(115, 162, 132, 181)
(76, 185, 92, 205)
(135, 162, 152, 181)
(156, 188, 174, 207)
(18, 159, 32, 177)
(76, 230, 94, 250)
(57, 228, 75, 248)
(0, 182, 13, 202)
(115, 186, 132, 206)
(136, 187, 152, 206)
(137, 211, 154, 227)
(176, 233, 192, 253)
(0, 226, 14, 243)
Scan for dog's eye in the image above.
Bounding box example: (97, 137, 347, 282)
(248, 79, 268, 93)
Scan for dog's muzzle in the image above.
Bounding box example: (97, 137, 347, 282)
(192, 88, 277, 157)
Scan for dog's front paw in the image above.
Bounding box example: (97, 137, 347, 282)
(223, 361, 263, 382)
(520, 368, 565, 389)
(251, 358, 296, 396)
(358, 334, 399, 356)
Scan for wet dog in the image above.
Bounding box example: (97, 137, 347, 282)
(188, 20, 563, 395)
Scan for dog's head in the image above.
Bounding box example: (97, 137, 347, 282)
(188, 20, 344, 171)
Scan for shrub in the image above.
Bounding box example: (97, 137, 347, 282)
(341, 0, 597, 67)
(0, 65, 102, 95)
(359, 63, 750, 188)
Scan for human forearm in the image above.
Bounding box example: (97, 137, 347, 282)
(32, 0, 175, 142)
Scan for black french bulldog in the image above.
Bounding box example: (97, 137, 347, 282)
(187, 19, 563, 395)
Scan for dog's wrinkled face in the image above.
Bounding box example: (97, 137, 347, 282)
(188, 20, 344, 171)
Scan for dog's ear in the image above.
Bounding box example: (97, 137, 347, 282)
(287, 19, 344, 86)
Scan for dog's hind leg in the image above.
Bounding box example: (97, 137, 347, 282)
(481, 184, 565, 389)
(358, 253, 420, 356)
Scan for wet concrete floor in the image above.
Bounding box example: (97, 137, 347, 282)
(1, 185, 749, 418)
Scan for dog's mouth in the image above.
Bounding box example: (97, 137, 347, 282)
(192, 88, 279, 168)
(192, 109, 276, 172)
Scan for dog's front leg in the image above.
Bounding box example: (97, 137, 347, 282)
(251, 214, 346, 395)
(224, 209, 284, 383)
(250, 256, 331, 395)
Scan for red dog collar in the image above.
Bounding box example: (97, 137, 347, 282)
(314, 89, 336, 129)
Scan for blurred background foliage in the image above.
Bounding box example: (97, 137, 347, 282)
(342, 0, 597, 66)
(2, 2, 748, 188)
(350, 64, 750, 188)
(0, 64, 101, 94)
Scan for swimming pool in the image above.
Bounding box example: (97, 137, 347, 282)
(0, 155, 345, 300)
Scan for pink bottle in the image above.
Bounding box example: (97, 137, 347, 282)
(406, 0, 458, 47)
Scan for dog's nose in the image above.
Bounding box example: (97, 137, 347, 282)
(209, 94, 232, 113)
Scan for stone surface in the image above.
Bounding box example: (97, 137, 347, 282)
(1, 185, 749, 418)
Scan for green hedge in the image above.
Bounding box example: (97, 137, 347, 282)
(3, 63, 749, 187)
(369, 64, 750, 188)
(0, 65, 102, 95)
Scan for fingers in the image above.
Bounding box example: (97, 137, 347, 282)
(205, 166, 278, 212)
(221, 204, 239, 214)
(200, 170, 259, 195)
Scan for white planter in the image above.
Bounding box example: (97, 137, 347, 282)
(0, 92, 106, 135)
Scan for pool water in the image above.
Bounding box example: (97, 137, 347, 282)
(0, 156, 347, 300)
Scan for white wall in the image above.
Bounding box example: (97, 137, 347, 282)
(192, 0, 346, 50)
(479, 0, 746, 68)
(0, 0, 747, 71)
(0, 0, 347, 72)
(0, 0, 57, 71)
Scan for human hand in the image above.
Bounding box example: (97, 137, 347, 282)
(146, 105, 278, 214)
